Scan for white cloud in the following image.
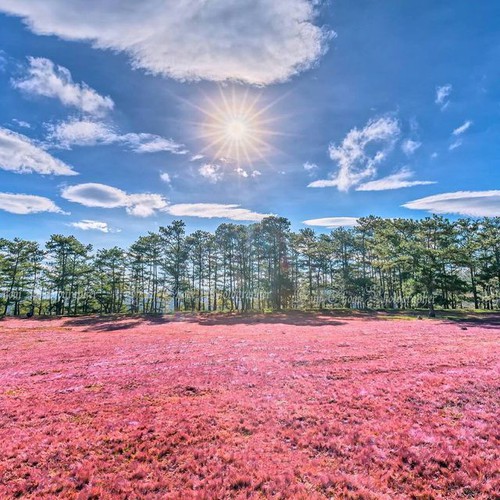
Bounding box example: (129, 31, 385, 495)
(401, 139, 421, 156)
(123, 133, 188, 154)
(403, 191, 500, 217)
(62, 183, 128, 208)
(308, 179, 339, 188)
(199, 163, 224, 183)
(0, 1, 333, 86)
(0, 49, 6, 71)
(303, 161, 318, 171)
(61, 183, 168, 217)
(236, 167, 249, 178)
(160, 172, 171, 184)
(435, 84, 452, 109)
(12, 119, 31, 129)
(126, 193, 168, 217)
(164, 203, 269, 222)
(452, 120, 472, 136)
(47, 119, 116, 148)
(357, 168, 435, 191)
(449, 139, 463, 151)
(303, 217, 359, 228)
(70, 220, 110, 232)
(312, 117, 400, 191)
(46, 118, 187, 154)
(190, 154, 204, 162)
(0, 192, 64, 214)
(198, 163, 261, 183)
(13, 57, 113, 116)
(0, 127, 77, 176)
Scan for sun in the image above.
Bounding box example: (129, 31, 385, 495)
(196, 87, 279, 166)
(225, 118, 248, 140)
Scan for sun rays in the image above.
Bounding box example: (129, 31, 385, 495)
(193, 87, 284, 168)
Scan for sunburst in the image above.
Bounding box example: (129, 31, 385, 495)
(195, 87, 282, 167)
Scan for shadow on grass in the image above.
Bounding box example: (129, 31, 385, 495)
(64, 315, 148, 332)
(441, 313, 500, 330)
(62, 311, 347, 329)
(180, 311, 346, 327)
(6, 309, 500, 331)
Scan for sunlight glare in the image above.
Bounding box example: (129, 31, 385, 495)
(226, 119, 248, 140)
(196, 87, 281, 167)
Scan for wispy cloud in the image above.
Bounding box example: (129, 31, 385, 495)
(310, 116, 400, 191)
(0, 1, 333, 86)
(12, 119, 31, 129)
(13, 57, 113, 116)
(70, 220, 113, 233)
(401, 139, 421, 156)
(122, 133, 188, 154)
(303, 161, 318, 171)
(46, 118, 187, 154)
(61, 183, 168, 217)
(0, 49, 6, 71)
(190, 154, 204, 162)
(308, 179, 339, 188)
(357, 168, 435, 191)
(303, 217, 359, 228)
(0, 127, 77, 176)
(403, 190, 500, 217)
(0, 192, 65, 215)
(452, 120, 472, 136)
(449, 139, 463, 151)
(435, 84, 452, 109)
(164, 203, 270, 222)
(448, 121, 472, 150)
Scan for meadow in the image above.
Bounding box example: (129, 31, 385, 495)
(0, 312, 498, 499)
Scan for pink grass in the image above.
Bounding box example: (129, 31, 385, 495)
(0, 313, 498, 498)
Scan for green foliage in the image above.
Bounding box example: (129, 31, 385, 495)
(1, 216, 499, 316)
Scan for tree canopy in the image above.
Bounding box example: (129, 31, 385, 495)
(1, 216, 499, 316)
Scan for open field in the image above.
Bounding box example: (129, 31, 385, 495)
(0, 313, 498, 499)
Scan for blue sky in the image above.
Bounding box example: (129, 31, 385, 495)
(0, 0, 499, 247)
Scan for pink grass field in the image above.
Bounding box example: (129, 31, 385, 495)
(0, 313, 498, 499)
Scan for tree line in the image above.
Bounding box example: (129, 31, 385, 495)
(1, 216, 499, 317)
